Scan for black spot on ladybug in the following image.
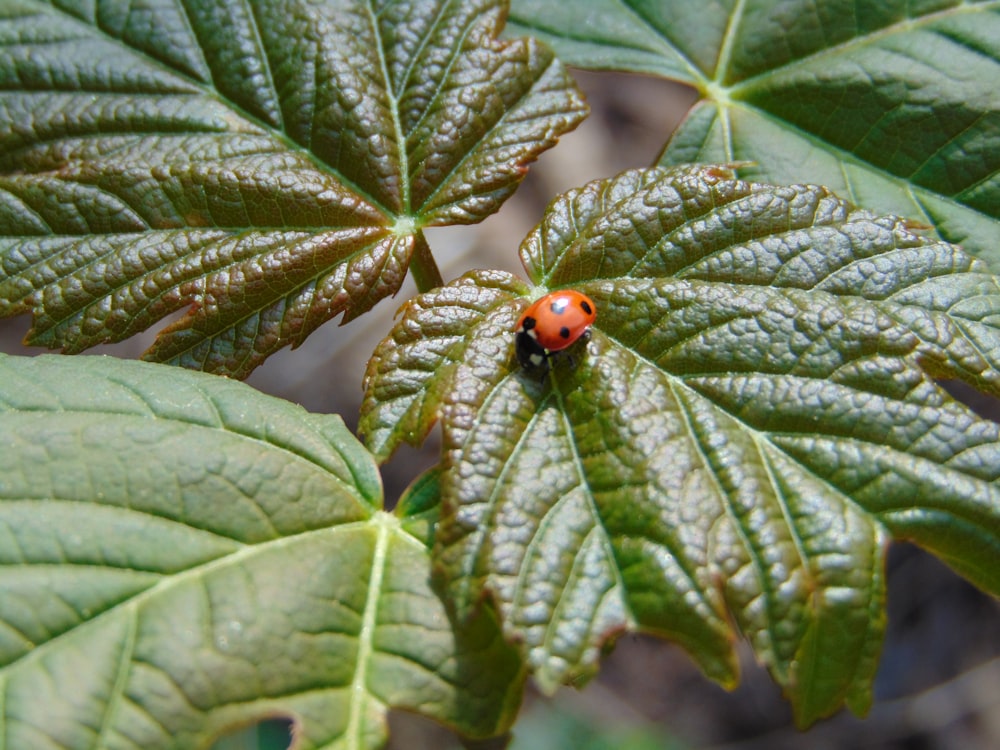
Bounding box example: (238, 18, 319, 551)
(514, 290, 597, 374)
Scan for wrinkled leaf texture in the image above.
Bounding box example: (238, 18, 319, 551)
(507, 0, 1000, 272)
(0, 0, 586, 376)
(0, 354, 524, 750)
(360, 165, 1000, 727)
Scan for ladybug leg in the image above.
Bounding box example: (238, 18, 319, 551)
(565, 330, 593, 370)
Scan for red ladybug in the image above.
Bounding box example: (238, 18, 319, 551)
(515, 290, 597, 372)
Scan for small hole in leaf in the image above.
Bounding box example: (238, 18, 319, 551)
(210, 717, 294, 750)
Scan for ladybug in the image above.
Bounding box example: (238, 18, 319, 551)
(515, 290, 597, 372)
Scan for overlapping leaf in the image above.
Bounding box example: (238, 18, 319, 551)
(508, 0, 1000, 272)
(0, 0, 586, 376)
(361, 165, 1000, 726)
(0, 354, 523, 750)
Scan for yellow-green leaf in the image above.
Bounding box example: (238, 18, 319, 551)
(0, 354, 523, 750)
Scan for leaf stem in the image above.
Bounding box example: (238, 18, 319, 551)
(409, 231, 444, 293)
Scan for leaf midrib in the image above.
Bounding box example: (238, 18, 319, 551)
(591, 325, 880, 538)
(669, 378, 790, 669)
(364, 0, 409, 215)
(550, 379, 630, 620)
(92, 596, 138, 750)
(713, 0, 747, 85)
(344, 515, 391, 750)
(617, 0, 707, 83)
(697, 100, 1000, 219)
(508, 0, 704, 82)
(410, 33, 567, 221)
(448, 369, 529, 609)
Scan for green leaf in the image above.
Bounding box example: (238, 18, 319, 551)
(396, 466, 445, 548)
(361, 269, 531, 461)
(0, 0, 586, 377)
(0, 354, 523, 750)
(507, 0, 1000, 272)
(360, 165, 1000, 726)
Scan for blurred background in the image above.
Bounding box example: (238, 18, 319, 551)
(3, 70, 998, 750)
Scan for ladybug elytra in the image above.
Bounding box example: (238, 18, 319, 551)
(515, 290, 596, 372)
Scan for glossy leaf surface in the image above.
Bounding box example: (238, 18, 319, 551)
(361, 165, 1000, 726)
(0, 0, 586, 376)
(508, 0, 1000, 272)
(0, 354, 523, 750)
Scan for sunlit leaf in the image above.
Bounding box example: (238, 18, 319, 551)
(361, 165, 1000, 726)
(0, 0, 586, 376)
(508, 0, 1000, 271)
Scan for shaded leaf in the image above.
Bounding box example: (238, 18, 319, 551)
(361, 165, 1000, 725)
(396, 466, 446, 548)
(0, 0, 586, 376)
(507, 0, 1000, 271)
(0, 354, 523, 750)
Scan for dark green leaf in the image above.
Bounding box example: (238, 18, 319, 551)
(508, 0, 1000, 271)
(0, 0, 586, 376)
(361, 165, 1000, 726)
(0, 354, 523, 749)
(396, 465, 444, 546)
(361, 269, 530, 461)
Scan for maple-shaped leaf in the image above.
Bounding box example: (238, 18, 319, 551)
(360, 165, 1000, 727)
(0, 354, 524, 750)
(0, 0, 586, 377)
(507, 0, 1000, 273)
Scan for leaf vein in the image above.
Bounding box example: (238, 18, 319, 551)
(552, 382, 631, 621)
(0, 519, 374, 678)
(729, 1, 1000, 94)
(671, 381, 779, 656)
(92, 602, 139, 749)
(618, 0, 706, 81)
(344, 516, 389, 750)
(243, 0, 285, 133)
(539, 525, 611, 665)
